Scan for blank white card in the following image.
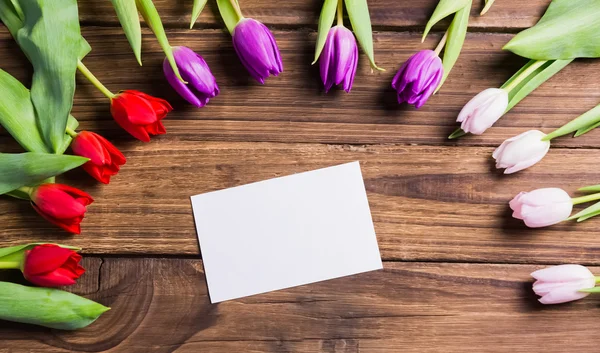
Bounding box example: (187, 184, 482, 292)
(191, 161, 382, 303)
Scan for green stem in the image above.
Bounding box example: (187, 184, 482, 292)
(0, 261, 20, 269)
(502, 60, 548, 93)
(595, 276, 600, 283)
(543, 104, 600, 141)
(572, 192, 600, 205)
(433, 31, 448, 56)
(65, 127, 78, 138)
(336, 0, 343, 26)
(229, 0, 244, 19)
(77, 61, 115, 99)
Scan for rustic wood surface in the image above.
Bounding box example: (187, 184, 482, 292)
(2, 0, 600, 351)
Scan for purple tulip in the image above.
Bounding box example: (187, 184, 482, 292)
(164, 46, 219, 108)
(232, 18, 283, 84)
(320, 26, 358, 93)
(391, 50, 443, 109)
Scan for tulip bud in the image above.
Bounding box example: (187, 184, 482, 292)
(493, 130, 550, 174)
(110, 90, 173, 142)
(71, 131, 126, 184)
(30, 184, 94, 234)
(509, 188, 573, 228)
(457, 88, 508, 134)
(532, 264, 596, 304)
(164, 46, 219, 108)
(391, 50, 443, 109)
(23, 244, 85, 287)
(232, 18, 283, 84)
(0, 281, 109, 329)
(320, 26, 358, 93)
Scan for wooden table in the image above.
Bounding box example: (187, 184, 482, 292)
(1, 0, 599, 352)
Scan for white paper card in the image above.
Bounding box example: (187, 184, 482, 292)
(191, 161, 382, 303)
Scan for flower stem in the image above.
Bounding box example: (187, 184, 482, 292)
(337, 0, 343, 26)
(77, 60, 115, 99)
(543, 104, 600, 141)
(572, 192, 600, 205)
(434, 31, 448, 56)
(229, 0, 244, 19)
(0, 261, 20, 269)
(65, 127, 78, 138)
(502, 60, 548, 93)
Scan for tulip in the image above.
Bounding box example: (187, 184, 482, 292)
(532, 264, 596, 304)
(30, 184, 94, 234)
(164, 46, 219, 108)
(391, 50, 443, 109)
(319, 26, 358, 93)
(22, 244, 85, 287)
(232, 18, 283, 84)
(457, 88, 509, 134)
(110, 90, 173, 142)
(509, 188, 573, 228)
(493, 130, 550, 174)
(70, 131, 126, 184)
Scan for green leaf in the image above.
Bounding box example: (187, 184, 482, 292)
(0, 0, 23, 37)
(135, 0, 184, 82)
(111, 0, 142, 65)
(16, 0, 82, 153)
(480, 0, 496, 15)
(422, 0, 470, 40)
(190, 0, 207, 29)
(0, 0, 90, 60)
(544, 104, 600, 141)
(0, 281, 109, 330)
(0, 69, 49, 153)
(216, 0, 242, 34)
(57, 115, 80, 155)
(345, 0, 382, 70)
(503, 0, 600, 60)
(503, 59, 572, 111)
(0, 152, 88, 195)
(437, 1, 471, 91)
(312, 0, 337, 64)
(574, 120, 600, 137)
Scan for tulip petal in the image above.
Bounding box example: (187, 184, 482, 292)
(24, 245, 75, 276)
(531, 264, 594, 282)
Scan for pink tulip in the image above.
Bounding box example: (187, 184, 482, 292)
(532, 264, 596, 304)
(457, 88, 508, 135)
(493, 130, 550, 174)
(509, 188, 572, 228)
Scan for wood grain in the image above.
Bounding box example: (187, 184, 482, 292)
(77, 0, 549, 30)
(2, 28, 599, 149)
(0, 258, 597, 353)
(2, 141, 600, 264)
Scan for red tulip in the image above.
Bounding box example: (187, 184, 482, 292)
(71, 131, 126, 184)
(110, 90, 173, 142)
(23, 244, 85, 287)
(30, 184, 94, 234)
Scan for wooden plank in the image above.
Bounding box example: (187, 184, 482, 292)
(2, 28, 598, 149)
(2, 141, 600, 263)
(76, 0, 549, 30)
(1, 258, 598, 352)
